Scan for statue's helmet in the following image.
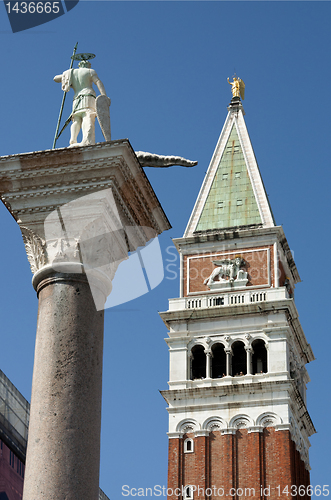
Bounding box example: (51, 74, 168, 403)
(78, 60, 91, 69)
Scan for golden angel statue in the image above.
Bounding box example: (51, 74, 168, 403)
(227, 76, 245, 100)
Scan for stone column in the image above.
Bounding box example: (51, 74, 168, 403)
(23, 266, 106, 500)
(245, 346, 253, 375)
(225, 348, 232, 377)
(0, 142, 170, 500)
(188, 352, 193, 380)
(205, 350, 212, 379)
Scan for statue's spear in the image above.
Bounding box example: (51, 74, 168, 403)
(52, 42, 78, 149)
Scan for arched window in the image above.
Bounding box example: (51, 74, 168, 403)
(231, 341, 247, 375)
(211, 343, 226, 378)
(184, 486, 194, 500)
(252, 339, 268, 374)
(191, 345, 206, 379)
(184, 438, 194, 453)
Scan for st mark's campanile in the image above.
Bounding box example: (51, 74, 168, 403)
(160, 86, 315, 500)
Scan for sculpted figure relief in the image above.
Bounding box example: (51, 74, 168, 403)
(54, 59, 110, 147)
(204, 257, 247, 288)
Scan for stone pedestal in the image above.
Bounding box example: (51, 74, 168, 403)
(0, 141, 170, 500)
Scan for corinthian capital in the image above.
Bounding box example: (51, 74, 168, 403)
(20, 226, 47, 274)
(0, 141, 170, 309)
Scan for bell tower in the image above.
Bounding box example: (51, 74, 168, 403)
(160, 88, 315, 500)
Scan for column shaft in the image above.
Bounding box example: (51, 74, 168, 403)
(246, 348, 252, 375)
(226, 350, 232, 376)
(206, 352, 211, 379)
(23, 272, 105, 500)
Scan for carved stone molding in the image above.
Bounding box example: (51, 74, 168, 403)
(194, 430, 210, 437)
(177, 419, 198, 434)
(0, 141, 170, 243)
(204, 417, 226, 432)
(167, 431, 184, 439)
(20, 226, 47, 274)
(230, 415, 253, 429)
(257, 413, 281, 428)
(1, 143, 171, 310)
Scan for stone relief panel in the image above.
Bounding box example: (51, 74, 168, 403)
(184, 247, 272, 296)
(203, 257, 248, 290)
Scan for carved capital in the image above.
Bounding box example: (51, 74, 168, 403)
(0, 143, 171, 309)
(20, 226, 47, 274)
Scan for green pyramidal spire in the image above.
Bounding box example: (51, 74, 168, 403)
(184, 98, 275, 237)
(196, 124, 262, 231)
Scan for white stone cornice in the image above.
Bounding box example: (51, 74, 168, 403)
(194, 430, 210, 437)
(0, 140, 170, 238)
(274, 423, 291, 432)
(167, 431, 184, 439)
(247, 426, 263, 433)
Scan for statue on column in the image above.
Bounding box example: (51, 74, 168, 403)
(54, 53, 111, 147)
(53, 49, 197, 168)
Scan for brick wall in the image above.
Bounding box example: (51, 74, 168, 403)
(167, 429, 310, 500)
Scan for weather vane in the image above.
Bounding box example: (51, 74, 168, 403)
(227, 75, 245, 100)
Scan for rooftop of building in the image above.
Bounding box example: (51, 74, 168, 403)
(184, 96, 275, 237)
(0, 369, 110, 500)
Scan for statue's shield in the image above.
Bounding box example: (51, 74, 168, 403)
(96, 95, 111, 142)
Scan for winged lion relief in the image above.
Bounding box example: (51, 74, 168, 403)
(204, 257, 248, 290)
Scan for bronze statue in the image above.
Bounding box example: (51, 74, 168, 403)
(227, 76, 245, 100)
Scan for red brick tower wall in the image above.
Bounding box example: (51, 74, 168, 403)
(167, 429, 310, 500)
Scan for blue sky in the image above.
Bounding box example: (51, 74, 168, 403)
(0, 1, 330, 497)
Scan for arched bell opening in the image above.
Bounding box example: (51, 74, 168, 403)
(211, 343, 226, 378)
(252, 339, 268, 374)
(191, 345, 206, 380)
(231, 341, 247, 375)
